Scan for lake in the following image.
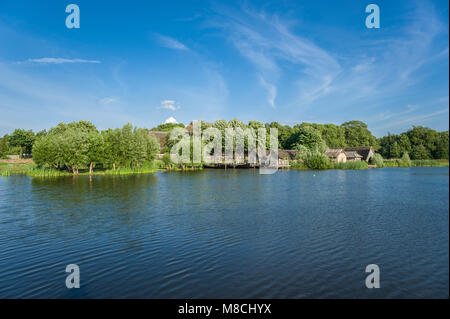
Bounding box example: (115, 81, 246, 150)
(0, 167, 448, 298)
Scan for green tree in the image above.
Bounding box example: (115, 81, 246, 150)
(287, 125, 327, 152)
(101, 128, 121, 169)
(161, 153, 173, 169)
(0, 135, 9, 158)
(406, 126, 438, 157)
(150, 123, 185, 132)
(213, 120, 229, 150)
(341, 121, 377, 148)
(59, 128, 90, 174)
(9, 129, 35, 158)
(145, 131, 160, 162)
(397, 134, 411, 155)
(434, 131, 449, 159)
(410, 144, 430, 160)
(32, 133, 61, 168)
(86, 131, 104, 174)
(315, 124, 346, 148)
(390, 141, 401, 158)
(248, 121, 264, 130)
(228, 118, 246, 129)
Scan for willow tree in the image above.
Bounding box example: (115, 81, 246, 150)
(9, 129, 35, 158)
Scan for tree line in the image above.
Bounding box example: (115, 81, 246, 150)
(377, 126, 449, 160)
(0, 121, 159, 174)
(0, 120, 448, 167)
(156, 119, 448, 160)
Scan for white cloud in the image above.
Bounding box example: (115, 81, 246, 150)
(158, 100, 179, 111)
(17, 58, 101, 64)
(259, 76, 276, 108)
(99, 97, 118, 105)
(164, 117, 178, 124)
(374, 108, 449, 131)
(156, 35, 189, 51)
(211, 6, 341, 107)
(0, 62, 139, 135)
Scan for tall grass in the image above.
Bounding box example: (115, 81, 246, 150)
(383, 159, 448, 167)
(100, 161, 161, 175)
(289, 161, 308, 169)
(412, 160, 449, 167)
(26, 167, 71, 177)
(0, 162, 33, 176)
(102, 167, 158, 175)
(333, 161, 368, 170)
(0, 169, 11, 177)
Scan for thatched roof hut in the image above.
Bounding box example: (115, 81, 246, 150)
(277, 149, 298, 160)
(325, 148, 347, 163)
(343, 146, 374, 162)
(149, 131, 169, 148)
(344, 151, 363, 161)
(325, 146, 374, 162)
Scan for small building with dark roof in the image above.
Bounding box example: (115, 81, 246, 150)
(324, 148, 347, 163)
(149, 131, 169, 149)
(325, 146, 374, 163)
(343, 146, 374, 162)
(344, 151, 363, 161)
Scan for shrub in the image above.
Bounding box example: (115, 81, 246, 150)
(398, 152, 412, 167)
(289, 160, 308, 169)
(294, 144, 310, 161)
(371, 153, 384, 168)
(161, 153, 173, 168)
(304, 151, 333, 170)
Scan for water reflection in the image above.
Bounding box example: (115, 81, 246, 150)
(0, 168, 448, 298)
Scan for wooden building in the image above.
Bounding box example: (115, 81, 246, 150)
(325, 146, 374, 163)
(324, 148, 347, 163)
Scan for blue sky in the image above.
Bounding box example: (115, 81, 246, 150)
(0, 0, 448, 136)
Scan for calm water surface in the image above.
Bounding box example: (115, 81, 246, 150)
(0, 168, 448, 298)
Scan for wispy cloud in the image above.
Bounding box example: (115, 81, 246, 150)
(174, 14, 202, 22)
(210, 5, 341, 108)
(373, 104, 418, 122)
(99, 97, 118, 105)
(259, 76, 276, 108)
(158, 100, 180, 111)
(17, 58, 101, 64)
(209, 1, 447, 130)
(0, 62, 138, 134)
(374, 108, 449, 131)
(156, 34, 189, 51)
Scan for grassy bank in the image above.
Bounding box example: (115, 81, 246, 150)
(290, 159, 449, 170)
(1, 158, 448, 177)
(289, 159, 368, 170)
(334, 161, 369, 170)
(1, 160, 162, 177)
(383, 159, 449, 168)
(0, 161, 34, 176)
(1, 159, 203, 177)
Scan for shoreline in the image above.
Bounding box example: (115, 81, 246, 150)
(1, 159, 448, 177)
